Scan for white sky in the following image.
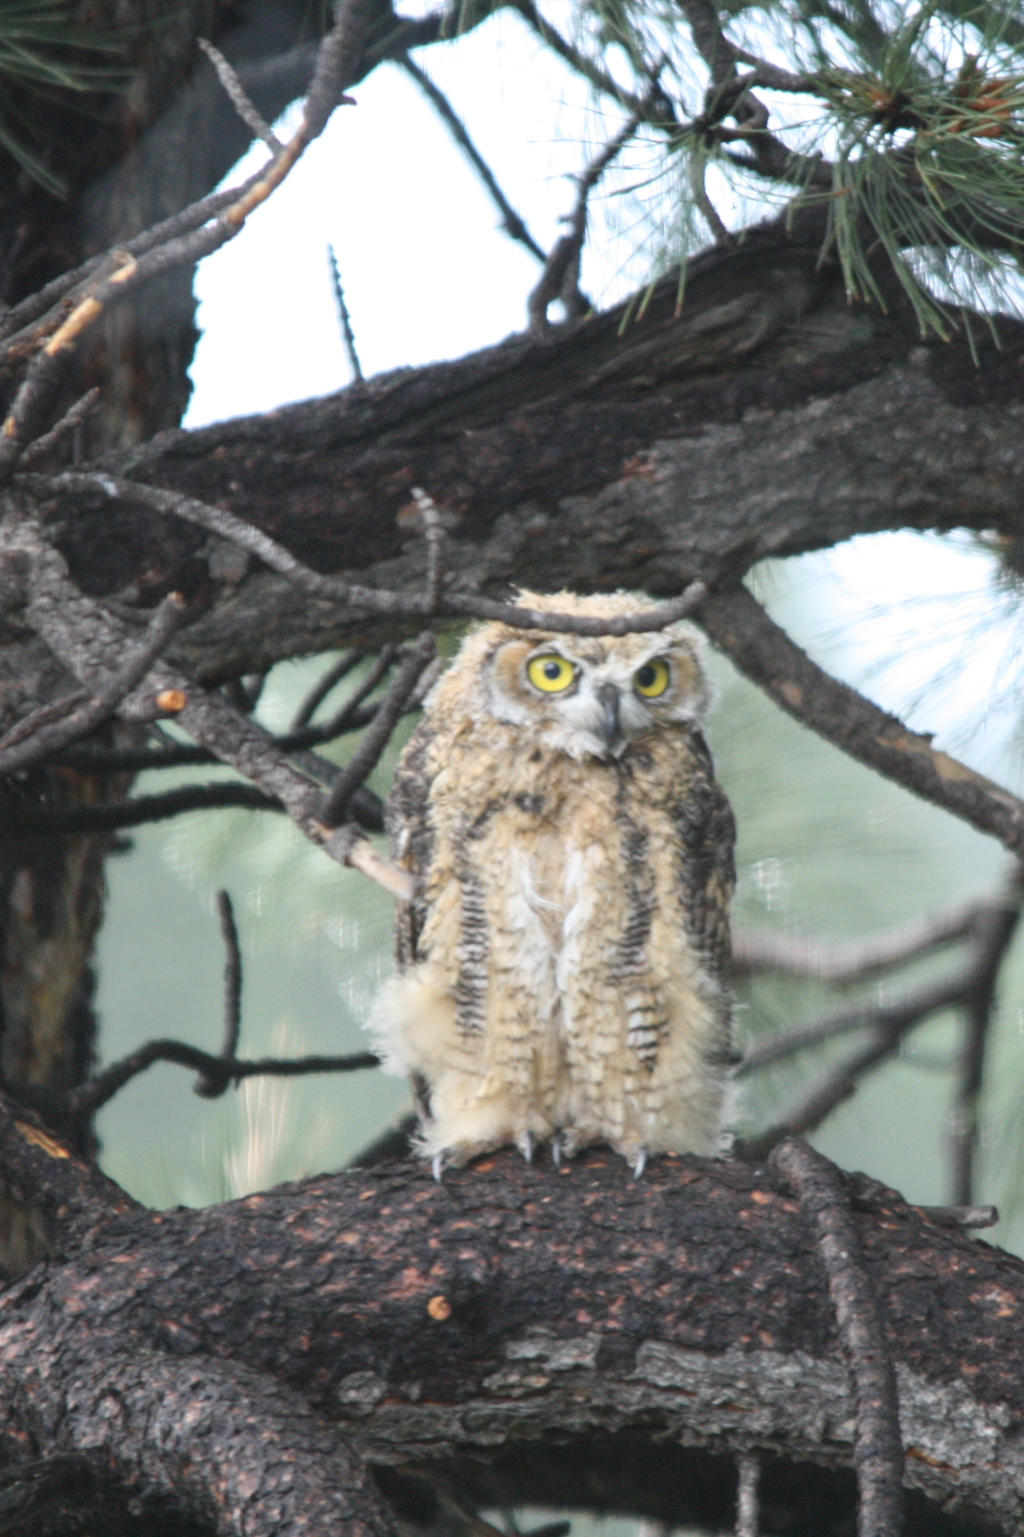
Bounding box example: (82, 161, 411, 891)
(186, 11, 646, 426)
(183, 13, 1023, 785)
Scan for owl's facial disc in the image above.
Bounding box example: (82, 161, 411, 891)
(486, 635, 706, 761)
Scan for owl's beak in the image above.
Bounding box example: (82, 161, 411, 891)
(595, 682, 625, 755)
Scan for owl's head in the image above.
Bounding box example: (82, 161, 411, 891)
(468, 590, 712, 762)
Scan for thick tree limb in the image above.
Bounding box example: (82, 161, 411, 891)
(1, 1099, 1023, 1533)
(16, 233, 1019, 694)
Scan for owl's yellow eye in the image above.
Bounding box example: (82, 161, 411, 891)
(634, 658, 670, 698)
(527, 654, 577, 693)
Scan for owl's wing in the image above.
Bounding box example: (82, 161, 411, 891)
(676, 729, 736, 1047)
(385, 723, 435, 968)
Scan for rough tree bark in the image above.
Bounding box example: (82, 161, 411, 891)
(34, 233, 1024, 684)
(0, 1095, 1017, 1537)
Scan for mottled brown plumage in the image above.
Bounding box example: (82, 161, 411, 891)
(370, 591, 736, 1174)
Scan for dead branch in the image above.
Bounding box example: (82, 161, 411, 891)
(0, 1118, 1022, 1533)
(698, 585, 1024, 861)
(0, 515, 408, 895)
(528, 100, 654, 330)
(740, 974, 964, 1075)
(31, 470, 708, 636)
(948, 864, 1024, 1204)
(411, 487, 446, 610)
(735, 1452, 761, 1537)
(65, 1041, 380, 1120)
(193, 891, 244, 1099)
(0, 0, 375, 493)
(19, 387, 101, 469)
(743, 863, 1024, 1175)
(198, 38, 283, 153)
(2, 781, 290, 833)
(508, 0, 681, 131)
(400, 56, 547, 265)
(732, 899, 979, 983)
(0, 592, 187, 774)
(328, 243, 365, 383)
(771, 1139, 904, 1537)
(320, 633, 436, 825)
(290, 651, 364, 730)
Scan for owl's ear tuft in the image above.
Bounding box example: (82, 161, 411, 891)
(665, 625, 715, 723)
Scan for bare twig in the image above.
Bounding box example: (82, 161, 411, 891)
(448, 580, 710, 634)
(735, 863, 1024, 1166)
(400, 55, 547, 264)
(194, 891, 244, 1099)
(735, 1451, 760, 1537)
(19, 387, 101, 468)
(301, 0, 371, 137)
(33, 470, 428, 622)
(0, 179, 259, 360)
(948, 864, 1024, 1205)
(327, 244, 364, 382)
(0, 592, 188, 775)
(689, 150, 732, 244)
(0, 252, 139, 486)
(66, 1041, 380, 1119)
(732, 900, 978, 983)
(0, 781, 284, 832)
(742, 996, 951, 1160)
(698, 585, 1024, 861)
(198, 38, 282, 152)
(1, 516, 409, 896)
(770, 1139, 904, 1537)
(25, 469, 709, 637)
(320, 632, 436, 826)
(740, 973, 963, 1076)
(508, 0, 679, 131)
(529, 106, 646, 330)
(0, 0, 374, 486)
(0, 779, 383, 835)
(290, 651, 363, 729)
(56, 708, 389, 773)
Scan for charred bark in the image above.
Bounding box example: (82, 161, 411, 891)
(0, 1093, 1021, 1535)
(23, 233, 1022, 685)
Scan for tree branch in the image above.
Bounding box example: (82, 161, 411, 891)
(0, 592, 187, 774)
(698, 585, 1024, 860)
(733, 898, 979, 982)
(400, 56, 547, 265)
(0, 516, 409, 896)
(64, 1040, 380, 1119)
(0, 1137, 1022, 1532)
(771, 1139, 904, 1537)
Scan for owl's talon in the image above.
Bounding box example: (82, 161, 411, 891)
(551, 1135, 563, 1168)
(632, 1148, 648, 1180)
(431, 1152, 445, 1183)
(517, 1130, 535, 1164)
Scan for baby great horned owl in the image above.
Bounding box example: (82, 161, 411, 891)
(371, 590, 736, 1176)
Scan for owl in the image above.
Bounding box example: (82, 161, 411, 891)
(370, 590, 736, 1177)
